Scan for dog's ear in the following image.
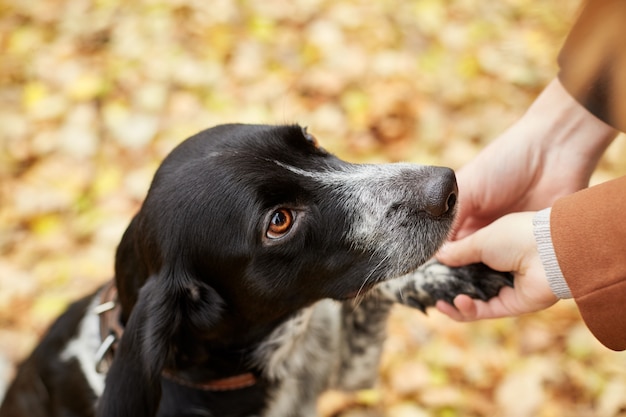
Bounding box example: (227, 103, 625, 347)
(96, 278, 162, 417)
(96, 269, 224, 417)
(114, 215, 152, 324)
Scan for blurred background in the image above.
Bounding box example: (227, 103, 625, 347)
(2, 0, 626, 416)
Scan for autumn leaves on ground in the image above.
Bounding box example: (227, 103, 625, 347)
(2, 0, 626, 416)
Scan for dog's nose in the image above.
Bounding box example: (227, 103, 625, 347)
(423, 167, 458, 217)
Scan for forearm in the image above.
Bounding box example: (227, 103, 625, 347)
(523, 78, 618, 173)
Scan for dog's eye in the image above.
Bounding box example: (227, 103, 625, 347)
(267, 209, 295, 239)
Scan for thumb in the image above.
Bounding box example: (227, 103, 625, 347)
(435, 233, 483, 267)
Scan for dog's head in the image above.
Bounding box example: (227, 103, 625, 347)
(117, 123, 457, 320)
(100, 124, 457, 416)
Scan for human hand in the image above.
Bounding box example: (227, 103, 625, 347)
(436, 212, 558, 321)
(452, 78, 617, 239)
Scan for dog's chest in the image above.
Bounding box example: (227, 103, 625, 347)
(58, 295, 384, 417)
(60, 294, 107, 397)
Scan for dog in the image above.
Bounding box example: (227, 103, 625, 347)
(0, 124, 512, 417)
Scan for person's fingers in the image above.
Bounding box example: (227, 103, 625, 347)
(449, 170, 477, 240)
(436, 287, 521, 321)
(464, 288, 516, 318)
(435, 297, 477, 321)
(451, 294, 479, 317)
(451, 219, 483, 241)
(435, 300, 464, 320)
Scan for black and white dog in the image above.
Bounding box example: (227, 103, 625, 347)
(0, 124, 512, 417)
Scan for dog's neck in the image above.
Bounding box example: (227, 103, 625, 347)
(169, 311, 303, 375)
(98, 280, 306, 392)
(104, 277, 310, 383)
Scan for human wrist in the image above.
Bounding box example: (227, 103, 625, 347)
(532, 208, 572, 299)
(523, 78, 617, 163)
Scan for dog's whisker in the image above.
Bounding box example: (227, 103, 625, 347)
(352, 251, 390, 309)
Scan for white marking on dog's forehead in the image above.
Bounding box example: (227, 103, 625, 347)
(274, 158, 448, 279)
(273, 160, 422, 184)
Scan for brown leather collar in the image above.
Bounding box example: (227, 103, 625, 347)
(162, 370, 257, 391)
(93, 279, 258, 391)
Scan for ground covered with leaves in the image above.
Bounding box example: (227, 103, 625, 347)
(2, 0, 626, 416)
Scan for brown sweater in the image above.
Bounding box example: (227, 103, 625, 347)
(551, 177, 626, 351)
(554, 0, 626, 350)
(558, 0, 626, 132)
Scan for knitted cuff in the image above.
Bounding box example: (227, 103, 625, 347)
(533, 208, 572, 299)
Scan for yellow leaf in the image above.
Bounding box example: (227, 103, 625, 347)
(341, 89, 370, 127)
(22, 81, 48, 111)
(67, 73, 105, 101)
(355, 388, 381, 406)
(457, 55, 480, 79)
(8, 27, 43, 54)
(30, 213, 62, 236)
(31, 295, 69, 321)
(249, 16, 275, 41)
(92, 166, 123, 197)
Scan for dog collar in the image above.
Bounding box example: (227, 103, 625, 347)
(94, 280, 123, 373)
(162, 370, 257, 391)
(93, 279, 258, 391)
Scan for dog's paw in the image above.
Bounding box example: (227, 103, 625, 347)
(381, 260, 514, 313)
